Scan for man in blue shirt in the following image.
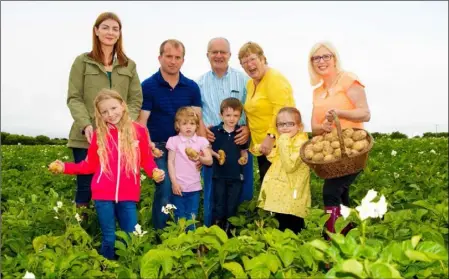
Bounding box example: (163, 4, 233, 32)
(138, 39, 205, 230)
(197, 37, 254, 227)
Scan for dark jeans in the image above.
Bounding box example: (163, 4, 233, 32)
(212, 178, 243, 223)
(72, 148, 92, 205)
(171, 190, 201, 231)
(257, 155, 272, 184)
(323, 171, 361, 206)
(202, 153, 254, 226)
(152, 142, 172, 230)
(94, 200, 137, 260)
(275, 212, 305, 234)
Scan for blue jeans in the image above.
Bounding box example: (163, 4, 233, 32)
(94, 200, 137, 260)
(202, 152, 254, 227)
(152, 142, 172, 230)
(72, 148, 93, 205)
(171, 190, 201, 231)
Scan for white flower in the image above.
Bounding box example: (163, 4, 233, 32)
(356, 202, 377, 221)
(63, 156, 69, 160)
(133, 223, 148, 237)
(166, 204, 177, 210)
(394, 172, 400, 179)
(140, 174, 146, 181)
(75, 213, 82, 222)
(161, 206, 169, 214)
(391, 150, 397, 156)
(340, 204, 351, 219)
(53, 206, 59, 213)
(418, 151, 424, 154)
(430, 149, 436, 154)
(23, 271, 35, 279)
(374, 195, 388, 218)
(54, 216, 59, 219)
(361, 189, 378, 204)
(57, 201, 63, 208)
(18, 143, 22, 146)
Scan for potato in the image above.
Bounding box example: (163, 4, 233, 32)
(345, 148, 352, 156)
(152, 147, 163, 157)
(312, 142, 324, 152)
(322, 140, 331, 148)
(352, 140, 366, 151)
(305, 149, 314, 160)
(334, 148, 342, 158)
(331, 141, 340, 149)
(311, 135, 323, 143)
(324, 133, 334, 142)
(324, 154, 335, 162)
(218, 150, 226, 165)
(49, 162, 63, 173)
(322, 145, 334, 156)
(352, 130, 367, 141)
(351, 149, 359, 156)
(250, 144, 262, 156)
(344, 138, 354, 148)
(360, 139, 370, 150)
(238, 156, 248, 165)
(312, 153, 324, 162)
(152, 169, 164, 181)
(343, 128, 354, 139)
(185, 147, 199, 160)
(305, 144, 314, 153)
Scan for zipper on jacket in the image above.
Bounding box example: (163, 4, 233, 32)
(97, 169, 103, 183)
(115, 132, 121, 203)
(134, 168, 137, 185)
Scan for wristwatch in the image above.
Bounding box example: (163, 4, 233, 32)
(267, 133, 276, 139)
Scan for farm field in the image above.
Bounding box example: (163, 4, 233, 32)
(1, 137, 448, 278)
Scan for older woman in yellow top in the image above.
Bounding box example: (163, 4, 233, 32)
(258, 107, 310, 233)
(238, 41, 296, 183)
(309, 41, 371, 239)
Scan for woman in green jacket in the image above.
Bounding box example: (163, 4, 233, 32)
(67, 12, 143, 208)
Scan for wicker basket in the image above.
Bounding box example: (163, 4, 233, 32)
(300, 112, 373, 179)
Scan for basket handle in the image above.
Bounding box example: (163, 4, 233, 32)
(331, 111, 349, 158)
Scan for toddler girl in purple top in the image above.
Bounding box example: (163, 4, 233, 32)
(166, 107, 213, 229)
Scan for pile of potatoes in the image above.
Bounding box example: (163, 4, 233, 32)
(304, 128, 369, 163)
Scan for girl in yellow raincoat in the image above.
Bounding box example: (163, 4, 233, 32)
(257, 107, 311, 233)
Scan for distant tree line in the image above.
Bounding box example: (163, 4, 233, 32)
(1, 131, 447, 146)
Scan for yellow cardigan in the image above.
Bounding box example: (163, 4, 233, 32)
(244, 68, 295, 151)
(258, 132, 311, 218)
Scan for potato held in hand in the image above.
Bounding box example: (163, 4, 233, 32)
(152, 169, 164, 181)
(49, 161, 63, 174)
(152, 147, 163, 157)
(250, 144, 262, 156)
(218, 150, 226, 165)
(238, 156, 248, 165)
(185, 147, 199, 160)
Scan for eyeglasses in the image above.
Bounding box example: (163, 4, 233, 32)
(276, 121, 296, 128)
(311, 54, 333, 64)
(208, 50, 229, 55)
(240, 55, 258, 66)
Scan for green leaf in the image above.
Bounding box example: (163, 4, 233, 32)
(411, 235, 421, 249)
(369, 262, 402, 278)
(405, 250, 432, 262)
(115, 240, 127, 251)
(341, 259, 365, 278)
(278, 248, 295, 268)
(265, 254, 280, 273)
(32, 235, 48, 253)
(249, 267, 271, 279)
(85, 270, 106, 277)
(210, 225, 229, 244)
(308, 239, 329, 252)
(222, 262, 247, 279)
(416, 241, 448, 261)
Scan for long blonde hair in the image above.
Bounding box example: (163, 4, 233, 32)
(94, 89, 137, 178)
(308, 41, 343, 86)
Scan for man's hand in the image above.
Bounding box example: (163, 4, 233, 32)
(234, 126, 250, 145)
(260, 135, 275, 156)
(84, 125, 93, 143)
(206, 125, 215, 142)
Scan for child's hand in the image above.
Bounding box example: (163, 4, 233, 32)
(48, 160, 64, 174)
(152, 168, 165, 183)
(172, 183, 183, 196)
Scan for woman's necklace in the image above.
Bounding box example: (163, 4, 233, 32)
(321, 72, 342, 99)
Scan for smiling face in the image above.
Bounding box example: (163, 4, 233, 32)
(276, 111, 301, 137)
(240, 53, 266, 82)
(159, 43, 184, 76)
(97, 98, 125, 125)
(220, 107, 242, 129)
(207, 38, 231, 72)
(311, 46, 337, 77)
(94, 19, 120, 47)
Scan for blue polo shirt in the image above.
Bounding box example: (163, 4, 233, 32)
(210, 123, 249, 180)
(141, 69, 202, 142)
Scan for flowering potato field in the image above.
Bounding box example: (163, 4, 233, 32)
(2, 137, 448, 278)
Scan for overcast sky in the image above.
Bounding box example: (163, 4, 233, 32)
(1, 1, 448, 138)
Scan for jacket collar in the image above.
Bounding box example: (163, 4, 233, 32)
(179, 134, 198, 143)
(216, 122, 240, 133)
(156, 69, 188, 87)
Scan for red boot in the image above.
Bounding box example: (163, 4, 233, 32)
(324, 206, 353, 240)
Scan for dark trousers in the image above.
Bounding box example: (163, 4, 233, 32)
(212, 178, 243, 222)
(152, 142, 172, 230)
(257, 155, 272, 184)
(72, 148, 93, 205)
(275, 212, 305, 234)
(323, 172, 361, 206)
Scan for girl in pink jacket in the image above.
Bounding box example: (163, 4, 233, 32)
(49, 89, 164, 260)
